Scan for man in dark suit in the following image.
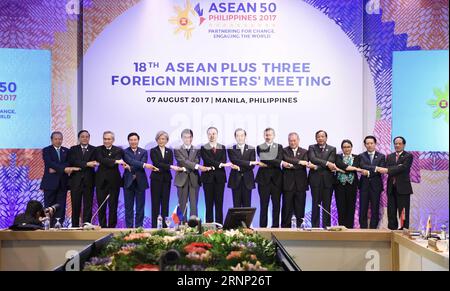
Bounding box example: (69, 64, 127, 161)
(200, 127, 231, 224)
(227, 128, 256, 208)
(95, 131, 128, 228)
(40, 131, 79, 226)
(308, 130, 337, 228)
(375, 136, 413, 230)
(256, 128, 291, 228)
(123, 132, 156, 228)
(281, 132, 313, 228)
(358, 135, 386, 229)
(174, 129, 209, 221)
(68, 130, 98, 227)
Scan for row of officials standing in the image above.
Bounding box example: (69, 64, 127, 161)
(40, 127, 413, 230)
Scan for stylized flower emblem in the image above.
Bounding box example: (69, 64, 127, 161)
(427, 83, 449, 123)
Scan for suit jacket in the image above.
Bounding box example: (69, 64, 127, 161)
(150, 146, 173, 182)
(358, 151, 386, 192)
(123, 147, 149, 191)
(255, 143, 283, 187)
(334, 153, 360, 185)
(174, 146, 201, 188)
(68, 144, 96, 191)
(40, 145, 69, 191)
(95, 145, 124, 189)
(308, 144, 336, 188)
(200, 143, 227, 184)
(386, 151, 413, 195)
(227, 144, 256, 190)
(282, 147, 309, 192)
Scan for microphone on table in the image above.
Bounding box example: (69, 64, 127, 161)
(318, 204, 347, 231)
(83, 194, 110, 230)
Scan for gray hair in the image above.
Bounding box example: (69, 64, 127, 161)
(288, 132, 299, 140)
(155, 130, 169, 142)
(103, 131, 115, 139)
(181, 129, 193, 138)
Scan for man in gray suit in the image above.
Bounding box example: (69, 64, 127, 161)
(174, 129, 210, 220)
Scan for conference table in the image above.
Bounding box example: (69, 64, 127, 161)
(0, 228, 448, 271)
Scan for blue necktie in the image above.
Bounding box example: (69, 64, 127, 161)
(56, 148, 61, 161)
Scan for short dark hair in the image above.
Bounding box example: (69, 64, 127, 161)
(364, 135, 377, 144)
(77, 130, 90, 138)
(181, 129, 193, 138)
(50, 131, 63, 139)
(393, 136, 406, 145)
(341, 139, 353, 148)
(127, 132, 140, 140)
(264, 127, 275, 134)
(315, 130, 328, 138)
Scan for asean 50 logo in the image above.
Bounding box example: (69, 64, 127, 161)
(169, 0, 206, 40)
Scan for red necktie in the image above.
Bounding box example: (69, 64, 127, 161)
(212, 147, 217, 154)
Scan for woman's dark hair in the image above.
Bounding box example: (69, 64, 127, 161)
(24, 200, 44, 218)
(341, 139, 353, 148)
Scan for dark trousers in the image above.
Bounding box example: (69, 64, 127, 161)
(387, 186, 411, 230)
(281, 190, 306, 228)
(124, 181, 146, 228)
(96, 184, 120, 228)
(310, 180, 333, 228)
(44, 188, 67, 227)
(70, 184, 94, 227)
(151, 179, 171, 228)
(258, 183, 281, 228)
(359, 186, 381, 229)
(334, 182, 357, 229)
(203, 182, 225, 224)
(232, 181, 252, 208)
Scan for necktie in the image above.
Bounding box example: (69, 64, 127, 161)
(82, 146, 87, 156)
(187, 148, 191, 156)
(370, 153, 374, 163)
(212, 147, 217, 154)
(240, 146, 244, 155)
(320, 146, 325, 153)
(56, 148, 61, 161)
(393, 153, 400, 185)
